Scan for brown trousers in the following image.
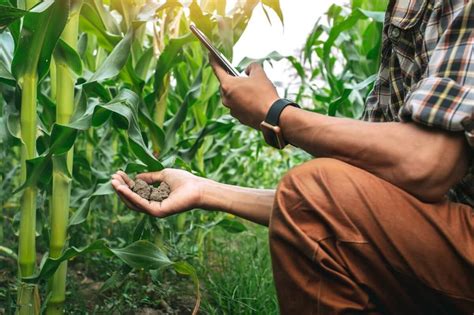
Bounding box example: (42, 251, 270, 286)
(269, 158, 474, 315)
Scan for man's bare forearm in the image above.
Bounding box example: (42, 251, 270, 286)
(201, 181, 275, 226)
(280, 106, 469, 201)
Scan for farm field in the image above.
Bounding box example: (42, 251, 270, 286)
(0, 0, 387, 313)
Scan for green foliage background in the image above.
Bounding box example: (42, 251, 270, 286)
(0, 0, 387, 313)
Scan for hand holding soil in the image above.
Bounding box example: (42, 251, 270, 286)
(111, 169, 208, 218)
(130, 179, 171, 202)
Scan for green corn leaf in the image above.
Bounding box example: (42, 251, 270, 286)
(0, 5, 27, 31)
(79, 1, 121, 51)
(173, 261, 201, 314)
(52, 152, 72, 179)
(200, 0, 225, 14)
(11, 0, 69, 82)
(86, 0, 121, 34)
(14, 88, 162, 194)
(153, 33, 194, 99)
(3, 100, 20, 143)
(99, 89, 163, 170)
(0, 61, 15, 85)
(23, 240, 111, 283)
(261, 0, 284, 25)
(189, 0, 214, 36)
(163, 69, 202, 154)
(68, 180, 114, 226)
(0, 245, 18, 260)
(13, 124, 78, 192)
(136, 0, 182, 22)
(358, 9, 385, 23)
(23, 239, 174, 283)
(68, 198, 91, 226)
(87, 29, 133, 83)
(124, 162, 148, 174)
(53, 38, 83, 75)
(135, 46, 154, 80)
(229, 0, 259, 43)
(91, 180, 114, 195)
(119, 57, 144, 92)
(287, 56, 306, 80)
(328, 74, 377, 116)
(109, 240, 172, 270)
(0, 31, 14, 66)
(82, 81, 112, 101)
(217, 218, 247, 233)
(138, 105, 166, 152)
(323, 9, 365, 73)
(304, 20, 323, 63)
(182, 120, 233, 160)
(216, 16, 233, 58)
(237, 50, 285, 69)
(49, 124, 79, 155)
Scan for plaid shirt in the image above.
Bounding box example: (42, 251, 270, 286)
(362, 0, 474, 207)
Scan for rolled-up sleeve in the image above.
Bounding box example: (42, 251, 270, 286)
(399, 2, 474, 147)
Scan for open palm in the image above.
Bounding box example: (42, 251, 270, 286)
(111, 169, 207, 218)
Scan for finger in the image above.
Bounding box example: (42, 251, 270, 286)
(219, 87, 230, 108)
(150, 198, 174, 218)
(117, 190, 144, 213)
(245, 62, 266, 77)
(111, 177, 127, 190)
(136, 170, 165, 184)
(116, 184, 162, 216)
(209, 54, 231, 84)
(116, 171, 135, 188)
(111, 179, 143, 212)
(112, 173, 126, 186)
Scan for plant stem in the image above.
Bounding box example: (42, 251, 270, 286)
(50, 59, 57, 100)
(46, 11, 79, 315)
(17, 73, 39, 315)
(86, 129, 93, 164)
(18, 73, 38, 278)
(17, 283, 40, 315)
(16, 0, 42, 312)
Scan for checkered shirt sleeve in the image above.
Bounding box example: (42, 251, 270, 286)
(398, 2, 474, 147)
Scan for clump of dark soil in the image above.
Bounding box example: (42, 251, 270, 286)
(130, 179, 171, 202)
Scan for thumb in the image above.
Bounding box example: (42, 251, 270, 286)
(136, 170, 165, 184)
(245, 62, 266, 77)
(209, 54, 232, 84)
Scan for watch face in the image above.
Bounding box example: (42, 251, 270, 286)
(260, 121, 286, 149)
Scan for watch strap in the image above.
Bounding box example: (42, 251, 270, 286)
(265, 99, 300, 126)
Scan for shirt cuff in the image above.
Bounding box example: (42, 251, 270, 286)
(399, 77, 474, 147)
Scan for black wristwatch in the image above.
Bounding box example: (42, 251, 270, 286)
(260, 99, 300, 149)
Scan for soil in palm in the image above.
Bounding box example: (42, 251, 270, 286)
(130, 179, 170, 201)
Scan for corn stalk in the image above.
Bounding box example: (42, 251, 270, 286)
(15, 0, 41, 309)
(12, 0, 70, 313)
(46, 4, 81, 313)
(17, 72, 40, 315)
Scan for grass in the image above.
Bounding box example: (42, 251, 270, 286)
(201, 226, 278, 315)
(0, 220, 277, 314)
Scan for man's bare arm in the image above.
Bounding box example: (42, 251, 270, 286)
(209, 60, 470, 202)
(280, 106, 470, 202)
(113, 61, 471, 222)
(201, 182, 274, 226)
(111, 169, 275, 226)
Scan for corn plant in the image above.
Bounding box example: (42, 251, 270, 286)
(295, 0, 388, 116)
(47, 1, 83, 313)
(238, 0, 388, 117)
(0, 0, 285, 313)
